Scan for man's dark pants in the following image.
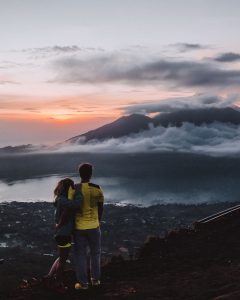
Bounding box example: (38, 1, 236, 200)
(73, 227, 101, 284)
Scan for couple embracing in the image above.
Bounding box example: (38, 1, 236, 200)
(46, 163, 104, 292)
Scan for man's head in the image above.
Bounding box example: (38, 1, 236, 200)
(78, 163, 93, 181)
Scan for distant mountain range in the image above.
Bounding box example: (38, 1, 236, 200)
(0, 144, 47, 154)
(67, 107, 240, 144)
(1, 107, 240, 153)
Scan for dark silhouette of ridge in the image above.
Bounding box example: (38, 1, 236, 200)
(0, 144, 42, 154)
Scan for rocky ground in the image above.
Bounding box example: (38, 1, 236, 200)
(1, 201, 240, 300)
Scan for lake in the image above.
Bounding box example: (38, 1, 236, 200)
(0, 152, 240, 206)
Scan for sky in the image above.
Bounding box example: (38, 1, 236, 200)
(1, 0, 240, 146)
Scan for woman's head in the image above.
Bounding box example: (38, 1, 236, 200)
(54, 178, 74, 198)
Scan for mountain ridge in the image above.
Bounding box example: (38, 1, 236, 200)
(1, 107, 240, 151)
(66, 113, 152, 143)
(67, 107, 240, 144)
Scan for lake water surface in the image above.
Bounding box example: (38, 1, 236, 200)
(1, 152, 240, 206)
(0, 173, 239, 206)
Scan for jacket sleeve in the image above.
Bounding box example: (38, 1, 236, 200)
(59, 191, 83, 209)
(57, 208, 71, 227)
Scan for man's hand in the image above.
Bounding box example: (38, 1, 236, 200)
(98, 202, 103, 222)
(55, 223, 59, 232)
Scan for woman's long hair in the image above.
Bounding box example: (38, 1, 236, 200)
(54, 178, 74, 201)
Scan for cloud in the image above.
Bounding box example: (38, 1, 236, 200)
(0, 61, 34, 69)
(55, 122, 240, 157)
(22, 45, 83, 53)
(51, 54, 240, 88)
(23, 108, 41, 113)
(22, 45, 83, 60)
(170, 43, 209, 52)
(124, 94, 239, 114)
(214, 52, 240, 62)
(19, 45, 105, 59)
(0, 80, 20, 85)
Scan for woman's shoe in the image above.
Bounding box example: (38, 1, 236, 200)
(75, 282, 89, 290)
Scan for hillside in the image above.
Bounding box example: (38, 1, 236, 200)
(4, 202, 240, 300)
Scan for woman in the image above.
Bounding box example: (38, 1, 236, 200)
(45, 178, 82, 292)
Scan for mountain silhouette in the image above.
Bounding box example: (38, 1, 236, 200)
(66, 114, 152, 143)
(67, 107, 240, 143)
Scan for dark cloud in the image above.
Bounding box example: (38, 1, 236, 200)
(170, 43, 208, 52)
(23, 45, 83, 53)
(124, 94, 238, 114)
(20, 46, 105, 60)
(23, 108, 40, 113)
(51, 46, 83, 52)
(20, 46, 104, 58)
(51, 54, 240, 88)
(214, 52, 240, 62)
(76, 110, 95, 113)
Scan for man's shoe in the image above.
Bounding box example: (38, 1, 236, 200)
(91, 279, 101, 287)
(75, 282, 89, 290)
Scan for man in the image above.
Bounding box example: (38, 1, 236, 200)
(73, 163, 104, 290)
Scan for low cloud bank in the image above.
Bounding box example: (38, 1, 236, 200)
(125, 94, 238, 114)
(56, 122, 240, 157)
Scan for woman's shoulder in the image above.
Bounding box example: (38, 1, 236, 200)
(56, 195, 68, 205)
(74, 183, 82, 190)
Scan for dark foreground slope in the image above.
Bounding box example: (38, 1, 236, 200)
(2, 202, 240, 300)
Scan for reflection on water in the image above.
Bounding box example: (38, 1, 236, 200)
(0, 175, 126, 204)
(0, 173, 240, 206)
(0, 175, 63, 203)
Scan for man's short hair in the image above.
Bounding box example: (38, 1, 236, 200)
(79, 163, 93, 180)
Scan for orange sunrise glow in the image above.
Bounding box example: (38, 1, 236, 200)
(1, 1, 240, 147)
